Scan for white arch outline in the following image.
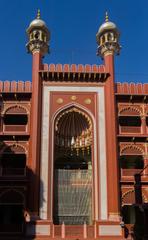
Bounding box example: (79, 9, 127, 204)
(39, 85, 107, 221)
(50, 102, 97, 222)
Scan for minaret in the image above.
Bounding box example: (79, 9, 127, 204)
(96, 13, 121, 221)
(96, 12, 120, 59)
(26, 9, 50, 55)
(26, 10, 50, 216)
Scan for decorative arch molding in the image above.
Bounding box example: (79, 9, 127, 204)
(0, 143, 27, 155)
(3, 104, 28, 115)
(55, 106, 92, 130)
(40, 85, 107, 221)
(0, 189, 25, 204)
(50, 102, 97, 221)
(120, 144, 144, 155)
(122, 190, 148, 206)
(52, 102, 95, 125)
(119, 106, 142, 116)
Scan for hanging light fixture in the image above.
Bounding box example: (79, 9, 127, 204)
(55, 107, 92, 155)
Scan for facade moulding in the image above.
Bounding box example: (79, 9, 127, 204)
(39, 63, 109, 82)
(116, 82, 148, 95)
(118, 105, 142, 116)
(0, 81, 32, 93)
(120, 143, 145, 155)
(0, 80, 148, 95)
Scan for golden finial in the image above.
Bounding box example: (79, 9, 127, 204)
(37, 9, 41, 19)
(105, 11, 109, 22)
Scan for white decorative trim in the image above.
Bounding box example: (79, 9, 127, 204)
(40, 86, 107, 220)
(26, 225, 50, 236)
(99, 225, 122, 236)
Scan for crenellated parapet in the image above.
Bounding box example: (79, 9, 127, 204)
(0, 81, 32, 93)
(0, 80, 148, 94)
(43, 63, 106, 72)
(116, 82, 148, 95)
(40, 63, 108, 81)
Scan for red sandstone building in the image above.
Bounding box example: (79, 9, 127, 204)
(0, 11, 148, 240)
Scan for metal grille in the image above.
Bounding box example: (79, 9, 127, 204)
(54, 169, 92, 225)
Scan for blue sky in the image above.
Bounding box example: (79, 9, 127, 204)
(0, 0, 148, 83)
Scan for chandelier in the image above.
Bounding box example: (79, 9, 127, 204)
(55, 107, 92, 155)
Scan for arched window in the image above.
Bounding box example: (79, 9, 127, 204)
(119, 116, 141, 127)
(53, 106, 93, 225)
(3, 105, 28, 132)
(0, 144, 26, 176)
(119, 107, 142, 134)
(120, 155, 144, 170)
(121, 190, 146, 237)
(120, 145, 144, 177)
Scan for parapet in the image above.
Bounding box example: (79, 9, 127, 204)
(116, 82, 148, 95)
(0, 81, 32, 93)
(40, 63, 108, 82)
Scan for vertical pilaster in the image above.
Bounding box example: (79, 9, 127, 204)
(26, 11, 50, 217)
(104, 53, 120, 220)
(28, 51, 43, 215)
(96, 13, 121, 221)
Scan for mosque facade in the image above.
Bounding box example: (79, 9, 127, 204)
(0, 11, 148, 240)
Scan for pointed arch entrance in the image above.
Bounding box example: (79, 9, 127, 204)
(53, 106, 93, 225)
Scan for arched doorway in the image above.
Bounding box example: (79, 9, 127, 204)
(0, 190, 25, 233)
(53, 106, 93, 225)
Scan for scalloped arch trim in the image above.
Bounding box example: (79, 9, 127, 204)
(3, 105, 28, 115)
(119, 106, 142, 116)
(1, 143, 27, 154)
(121, 145, 144, 155)
(122, 189, 148, 205)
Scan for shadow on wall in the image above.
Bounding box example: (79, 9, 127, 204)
(0, 140, 45, 239)
(122, 173, 148, 240)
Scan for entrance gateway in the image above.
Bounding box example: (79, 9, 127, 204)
(25, 10, 124, 239)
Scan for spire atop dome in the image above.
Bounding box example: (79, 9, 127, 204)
(105, 11, 109, 22)
(37, 9, 41, 19)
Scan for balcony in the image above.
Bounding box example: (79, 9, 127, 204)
(118, 116, 141, 135)
(1, 152, 26, 178)
(120, 155, 144, 180)
(119, 126, 141, 134)
(3, 124, 27, 132)
(1, 113, 29, 134)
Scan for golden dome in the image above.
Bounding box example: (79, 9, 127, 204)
(96, 12, 119, 38)
(27, 9, 48, 33)
(29, 18, 46, 28)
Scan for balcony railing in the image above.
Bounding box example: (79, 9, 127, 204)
(0, 168, 26, 176)
(3, 124, 27, 132)
(119, 126, 141, 134)
(121, 168, 142, 177)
